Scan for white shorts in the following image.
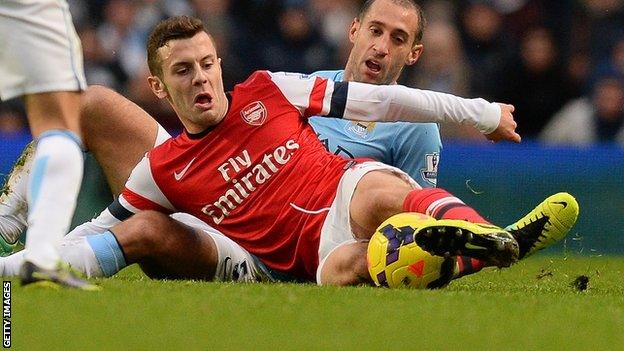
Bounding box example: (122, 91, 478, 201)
(316, 161, 420, 284)
(0, 0, 86, 100)
(170, 213, 274, 283)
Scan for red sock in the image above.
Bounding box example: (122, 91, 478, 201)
(402, 188, 490, 224)
(454, 256, 487, 279)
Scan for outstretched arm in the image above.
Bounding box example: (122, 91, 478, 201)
(338, 82, 520, 143)
(266, 71, 520, 143)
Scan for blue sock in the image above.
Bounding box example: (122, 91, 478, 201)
(86, 231, 127, 277)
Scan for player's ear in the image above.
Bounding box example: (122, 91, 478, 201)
(148, 75, 168, 99)
(348, 18, 360, 44)
(406, 43, 423, 66)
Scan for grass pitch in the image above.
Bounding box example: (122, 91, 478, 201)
(12, 256, 624, 351)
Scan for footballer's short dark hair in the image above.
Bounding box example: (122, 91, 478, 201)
(147, 16, 214, 78)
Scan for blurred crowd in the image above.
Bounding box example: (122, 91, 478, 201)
(2, 0, 624, 146)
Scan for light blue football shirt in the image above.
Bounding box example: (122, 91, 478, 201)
(308, 70, 442, 187)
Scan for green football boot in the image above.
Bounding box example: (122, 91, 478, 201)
(20, 261, 100, 291)
(505, 192, 579, 259)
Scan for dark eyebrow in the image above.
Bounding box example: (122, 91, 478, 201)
(369, 20, 410, 39)
(171, 54, 216, 68)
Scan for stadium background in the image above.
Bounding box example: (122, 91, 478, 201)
(1, 0, 623, 254)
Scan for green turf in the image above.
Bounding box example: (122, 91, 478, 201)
(11, 256, 624, 351)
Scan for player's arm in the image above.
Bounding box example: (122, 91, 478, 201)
(66, 155, 175, 239)
(266, 71, 520, 143)
(336, 82, 519, 142)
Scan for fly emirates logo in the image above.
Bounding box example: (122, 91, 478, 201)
(201, 140, 300, 224)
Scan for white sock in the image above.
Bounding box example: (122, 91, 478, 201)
(58, 237, 104, 278)
(0, 236, 103, 278)
(24, 130, 84, 269)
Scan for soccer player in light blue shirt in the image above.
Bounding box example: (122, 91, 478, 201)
(308, 0, 442, 188)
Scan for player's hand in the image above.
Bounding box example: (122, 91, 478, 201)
(485, 103, 521, 143)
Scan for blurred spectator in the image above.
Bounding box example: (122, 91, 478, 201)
(309, 0, 358, 66)
(499, 26, 574, 138)
(458, 1, 513, 100)
(590, 37, 624, 89)
(540, 75, 624, 145)
(96, 1, 145, 80)
(580, 0, 624, 63)
(256, 3, 338, 73)
(405, 21, 470, 98)
(79, 26, 128, 92)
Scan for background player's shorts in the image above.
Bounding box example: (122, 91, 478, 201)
(0, 0, 86, 100)
(316, 161, 420, 284)
(170, 213, 275, 283)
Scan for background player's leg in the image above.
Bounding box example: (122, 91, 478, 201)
(22, 92, 83, 271)
(80, 86, 167, 196)
(0, 0, 96, 289)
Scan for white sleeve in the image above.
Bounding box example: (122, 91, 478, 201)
(65, 208, 122, 239)
(122, 155, 175, 212)
(342, 82, 501, 134)
(267, 70, 501, 134)
(267, 71, 334, 117)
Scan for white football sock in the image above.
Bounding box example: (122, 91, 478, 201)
(24, 130, 84, 269)
(0, 236, 103, 278)
(58, 236, 104, 278)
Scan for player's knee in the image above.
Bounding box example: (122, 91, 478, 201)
(116, 211, 171, 253)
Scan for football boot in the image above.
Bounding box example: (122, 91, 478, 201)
(505, 192, 579, 259)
